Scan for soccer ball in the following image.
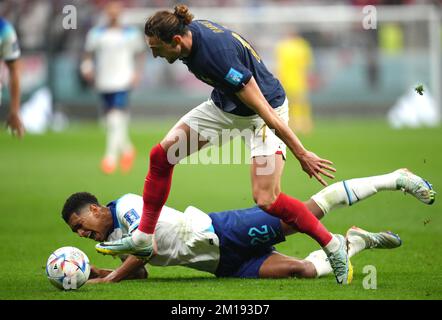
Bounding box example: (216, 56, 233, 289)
(46, 246, 90, 290)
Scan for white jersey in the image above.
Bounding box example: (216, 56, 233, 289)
(0, 18, 20, 103)
(106, 194, 220, 274)
(85, 25, 144, 92)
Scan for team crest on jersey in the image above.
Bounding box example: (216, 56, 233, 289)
(224, 67, 243, 86)
(123, 209, 139, 225)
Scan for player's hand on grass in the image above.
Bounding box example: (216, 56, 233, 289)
(297, 150, 336, 186)
(87, 277, 112, 284)
(6, 112, 24, 138)
(89, 265, 113, 279)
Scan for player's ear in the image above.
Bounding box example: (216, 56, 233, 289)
(90, 204, 101, 216)
(171, 35, 181, 47)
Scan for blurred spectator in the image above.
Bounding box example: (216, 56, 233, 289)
(275, 30, 314, 134)
(16, 0, 51, 51)
(350, 0, 380, 90)
(80, 0, 145, 174)
(1, 16, 24, 138)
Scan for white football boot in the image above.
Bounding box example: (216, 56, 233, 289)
(395, 168, 436, 205)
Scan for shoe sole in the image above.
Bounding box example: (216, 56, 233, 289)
(347, 259, 353, 285)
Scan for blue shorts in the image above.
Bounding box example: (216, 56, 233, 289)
(209, 207, 285, 278)
(101, 91, 130, 110)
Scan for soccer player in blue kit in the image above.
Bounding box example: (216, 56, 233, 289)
(95, 5, 435, 285)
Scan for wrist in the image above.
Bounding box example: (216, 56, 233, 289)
(8, 110, 19, 116)
(293, 147, 307, 160)
(104, 272, 119, 283)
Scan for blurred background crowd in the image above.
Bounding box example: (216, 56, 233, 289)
(0, 0, 441, 134)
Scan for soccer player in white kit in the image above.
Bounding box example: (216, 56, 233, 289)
(81, 1, 145, 174)
(0, 17, 23, 138)
(63, 168, 434, 283)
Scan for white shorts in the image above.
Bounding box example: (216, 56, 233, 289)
(180, 99, 289, 158)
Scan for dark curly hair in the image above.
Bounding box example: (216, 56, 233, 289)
(61, 192, 99, 223)
(144, 4, 194, 43)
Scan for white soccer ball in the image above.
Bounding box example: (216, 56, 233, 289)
(46, 246, 91, 290)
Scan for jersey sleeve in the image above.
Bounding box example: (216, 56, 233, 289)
(207, 49, 252, 93)
(116, 194, 143, 234)
(121, 208, 141, 234)
(1, 22, 20, 61)
(131, 28, 145, 54)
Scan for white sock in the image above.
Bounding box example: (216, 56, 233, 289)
(132, 228, 153, 246)
(347, 236, 367, 257)
(305, 241, 364, 278)
(104, 110, 124, 163)
(323, 234, 340, 253)
(311, 171, 399, 214)
(305, 250, 332, 277)
(119, 111, 134, 154)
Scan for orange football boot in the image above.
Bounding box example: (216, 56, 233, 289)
(120, 148, 136, 173)
(101, 157, 116, 175)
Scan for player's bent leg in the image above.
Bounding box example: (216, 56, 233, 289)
(96, 122, 210, 255)
(311, 168, 436, 215)
(138, 122, 209, 238)
(251, 154, 284, 210)
(258, 252, 316, 279)
(251, 155, 330, 246)
(251, 155, 352, 285)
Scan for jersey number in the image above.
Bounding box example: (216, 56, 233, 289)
(232, 32, 261, 63)
(248, 225, 274, 245)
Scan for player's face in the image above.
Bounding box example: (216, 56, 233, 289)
(106, 1, 122, 23)
(67, 205, 109, 242)
(147, 36, 181, 64)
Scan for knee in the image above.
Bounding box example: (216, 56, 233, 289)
(253, 190, 279, 211)
(149, 144, 173, 167)
(150, 144, 164, 161)
(288, 260, 317, 279)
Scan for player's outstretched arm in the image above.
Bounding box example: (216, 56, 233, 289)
(87, 255, 148, 284)
(89, 265, 114, 279)
(236, 77, 335, 186)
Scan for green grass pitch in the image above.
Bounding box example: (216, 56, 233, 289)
(0, 118, 441, 300)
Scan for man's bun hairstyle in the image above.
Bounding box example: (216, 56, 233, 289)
(145, 4, 194, 43)
(173, 4, 194, 25)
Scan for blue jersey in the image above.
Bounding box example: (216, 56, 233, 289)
(181, 20, 286, 116)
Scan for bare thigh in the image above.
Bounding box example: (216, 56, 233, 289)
(250, 154, 285, 209)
